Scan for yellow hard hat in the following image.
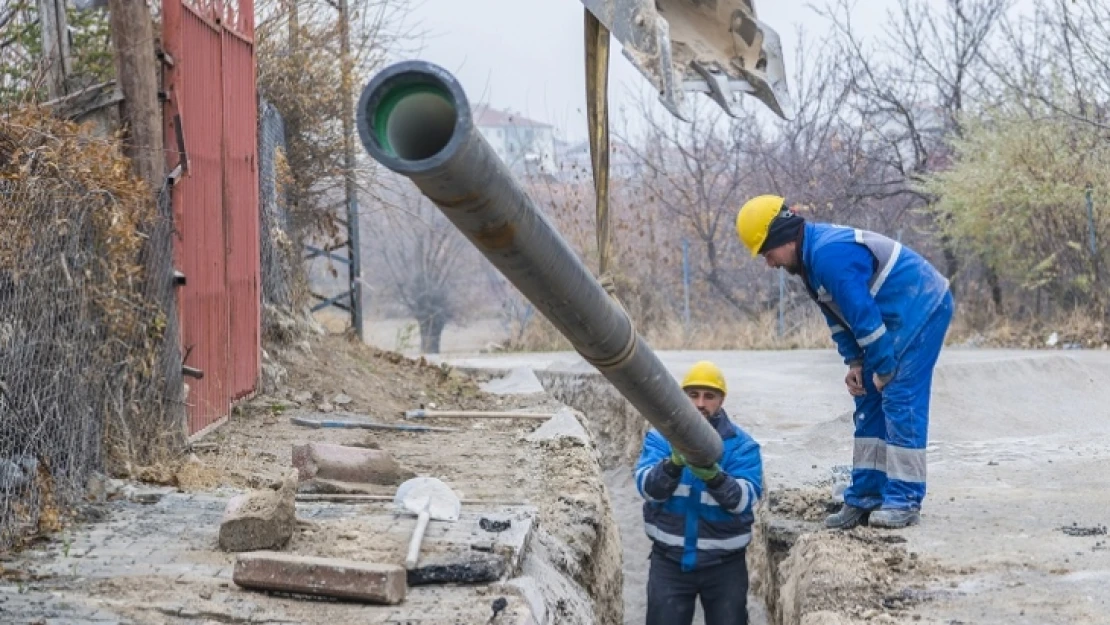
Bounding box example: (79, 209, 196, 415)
(736, 195, 786, 257)
(681, 361, 727, 395)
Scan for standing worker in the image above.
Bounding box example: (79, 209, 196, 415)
(635, 361, 763, 625)
(735, 195, 953, 529)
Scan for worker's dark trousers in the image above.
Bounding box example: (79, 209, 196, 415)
(646, 550, 748, 625)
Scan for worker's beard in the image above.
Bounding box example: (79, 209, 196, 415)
(783, 249, 802, 275)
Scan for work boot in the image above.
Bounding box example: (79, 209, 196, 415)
(824, 504, 871, 530)
(869, 508, 920, 529)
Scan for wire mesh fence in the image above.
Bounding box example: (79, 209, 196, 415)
(258, 97, 302, 340)
(0, 172, 182, 549)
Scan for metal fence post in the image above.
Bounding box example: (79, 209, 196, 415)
(1086, 184, 1097, 255)
(682, 238, 691, 329)
(348, 195, 364, 339)
(1086, 183, 1099, 282)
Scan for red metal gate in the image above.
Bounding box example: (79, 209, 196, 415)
(163, 0, 260, 435)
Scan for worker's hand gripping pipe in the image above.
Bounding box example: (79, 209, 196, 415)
(354, 61, 723, 467)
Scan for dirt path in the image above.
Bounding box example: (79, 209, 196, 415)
(1, 335, 623, 624)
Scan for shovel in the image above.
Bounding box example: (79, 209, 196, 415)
(393, 477, 461, 569)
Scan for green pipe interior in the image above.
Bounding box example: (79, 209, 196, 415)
(373, 83, 457, 161)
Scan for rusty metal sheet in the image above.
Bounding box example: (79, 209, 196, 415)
(222, 29, 260, 401)
(163, 0, 258, 434)
(179, 8, 230, 434)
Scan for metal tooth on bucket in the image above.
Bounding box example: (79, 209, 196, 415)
(579, 0, 794, 120)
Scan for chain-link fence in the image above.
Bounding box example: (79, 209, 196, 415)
(0, 118, 182, 549)
(258, 97, 304, 341)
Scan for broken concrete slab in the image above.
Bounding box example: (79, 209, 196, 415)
(296, 478, 389, 496)
(291, 442, 413, 485)
(482, 508, 536, 576)
(524, 408, 589, 445)
(130, 491, 165, 505)
(218, 472, 297, 552)
(480, 367, 545, 395)
(406, 551, 506, 586)
(502, 576, 547, 625)
(233, 551, 406, 604)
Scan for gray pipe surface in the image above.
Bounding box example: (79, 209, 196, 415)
(355, 61, 723, 467)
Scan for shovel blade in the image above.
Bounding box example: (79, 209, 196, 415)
(393, 477, 461, 522)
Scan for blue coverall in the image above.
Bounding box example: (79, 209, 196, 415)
(800, 223, 953, 511)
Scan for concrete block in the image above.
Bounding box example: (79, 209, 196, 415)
(218, 472, 296, 552)
(296, 477, 385, 496)
(291, 442, 412, 485)
(524, 408, 589, 445)
(233, 551, 406, 604)
(480, 367, 545, 395)
(503, 576, 547, 625)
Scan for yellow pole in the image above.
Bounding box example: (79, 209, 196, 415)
(584, 10, 613, 280)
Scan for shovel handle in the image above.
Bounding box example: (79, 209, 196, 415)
(405, 510, 431, 569)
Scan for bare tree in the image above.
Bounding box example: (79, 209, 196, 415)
(985, 0, 1110, 130)
(745, 28, 888, 227)
(484, 267, 535, 347)
(372, 180, 479, 354)
(622, 97, 759, 318)
(255, 0, 418, 238)
(819, 0, 1010, 301)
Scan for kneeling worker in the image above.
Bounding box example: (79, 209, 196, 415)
(635, 361, 764, 625)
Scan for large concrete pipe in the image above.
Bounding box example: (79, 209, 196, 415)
(355, 61, 723, 467)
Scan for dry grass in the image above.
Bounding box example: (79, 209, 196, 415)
(1, 106, 178, 549)
(646, 310, 833, 351)
(510, 296, 1110, 353)
(508, 306, 833, 352)
(948, 306, 1109, 349)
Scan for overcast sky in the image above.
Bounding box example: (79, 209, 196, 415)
(395, 0, 891, 142)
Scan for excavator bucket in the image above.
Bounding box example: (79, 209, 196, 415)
(580, 0, 794, 120)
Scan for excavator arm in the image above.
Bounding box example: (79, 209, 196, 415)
(581, 1, 792, 298)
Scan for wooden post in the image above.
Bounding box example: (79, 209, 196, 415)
(338, 0, 364, 340)
(109, 0, 183, 456)
(37, 0, 72, 99)
(108, 0, 164, 189)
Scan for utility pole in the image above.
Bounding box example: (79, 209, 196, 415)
(108, 0, 164, 188)
(38, 0, 72, 100)
(338, 0, 364, 340)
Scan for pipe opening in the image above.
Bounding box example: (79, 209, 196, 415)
(374, 83, 457, 161)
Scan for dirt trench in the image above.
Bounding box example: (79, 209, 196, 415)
(536, 370, 942, 625)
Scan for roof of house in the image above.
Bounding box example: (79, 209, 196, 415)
(473, 105, 553, 129)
